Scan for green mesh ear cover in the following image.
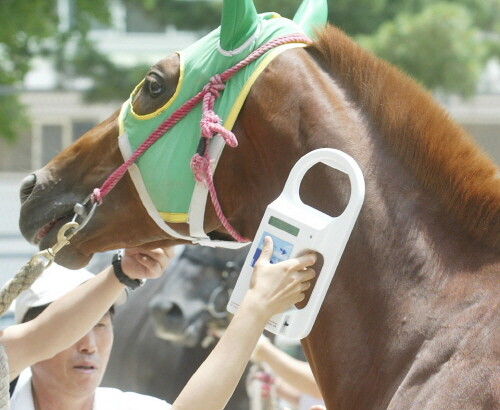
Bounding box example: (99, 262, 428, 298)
(220, 0, 259, 51)
(293, 0, 328, 38)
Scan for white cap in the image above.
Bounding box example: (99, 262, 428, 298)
(14, 263, 126, 324)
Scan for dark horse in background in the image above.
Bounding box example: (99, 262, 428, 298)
(93, 245, 250, 409)
(17, 0, 499, 407)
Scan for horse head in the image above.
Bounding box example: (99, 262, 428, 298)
(18, 0, 327, 269)
(148, 246, 247, 347)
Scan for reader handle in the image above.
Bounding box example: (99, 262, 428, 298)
(281, 149, 364, 219)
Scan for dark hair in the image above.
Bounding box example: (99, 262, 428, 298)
(22, 304, 115, 324)
(22, 304, 50, 324)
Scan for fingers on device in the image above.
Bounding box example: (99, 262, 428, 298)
(227, 148, 365, 339)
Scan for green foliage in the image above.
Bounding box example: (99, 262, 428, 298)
(0, 0, 498, 141)
(455, 0, 500, 32)
(358, 2, 488, 97)
(0, 93, 28, 142)
(70, 38, 150, 102)
(0, 1, 56, 70)
(255, 0, 302, 18)
(123, 0, 221, 32)
(0, 0, 114, 140)
(0, 0, 56, 140)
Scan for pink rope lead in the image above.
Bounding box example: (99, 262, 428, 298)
(93, 33, 311, 241)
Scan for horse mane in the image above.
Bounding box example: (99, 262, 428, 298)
(310, 25, 500, 249)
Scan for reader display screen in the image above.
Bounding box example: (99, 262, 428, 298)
(250, 232, 294, 267)
(268, 216, 300, 237)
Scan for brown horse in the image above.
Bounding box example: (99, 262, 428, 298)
(18, 22, 499, 409)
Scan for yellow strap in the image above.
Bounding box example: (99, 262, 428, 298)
(159, 212, 189, 223)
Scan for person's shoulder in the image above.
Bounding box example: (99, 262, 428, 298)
(95, 386, 171, 409)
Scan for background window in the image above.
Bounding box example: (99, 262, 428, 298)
(41, 125, 63, 166)
(72, 120, 96, 142)
(125, 3, 164, 33)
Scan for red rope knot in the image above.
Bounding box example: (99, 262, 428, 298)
(199, 111, 238, 147)
(199, 73, 237, 147)
(202, 74, 225, 117)
(200, 111, 222, 139)
(190, 153, 211, 183)
(202, 74, 225, 99)
(91, 188, 103, 205)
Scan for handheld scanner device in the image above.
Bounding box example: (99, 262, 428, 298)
(227, 148, 365, 339)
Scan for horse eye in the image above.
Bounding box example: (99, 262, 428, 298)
(145, 73, 164, 98)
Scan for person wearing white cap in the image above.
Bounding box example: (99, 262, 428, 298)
(12, 264, 128, 326)
(4, 237, 316, 410)
(4, 246, 171, 409)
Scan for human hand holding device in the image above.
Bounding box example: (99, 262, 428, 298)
(172, 236, 316, 410)
(245, 236, 316, 319)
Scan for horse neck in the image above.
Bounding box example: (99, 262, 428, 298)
(229, 36, 498, 272)
(300, 148, 498, 407)
(309, 25, 500, 249)
(287, 28, 500, 406)
(225, 31, 500, 406)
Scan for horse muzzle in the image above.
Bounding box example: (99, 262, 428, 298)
(149, 300, 206, 348)
(19, 172, 75, 244)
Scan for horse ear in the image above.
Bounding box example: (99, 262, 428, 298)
(220, 0, 259, 52)
(293, 0, 328, 37)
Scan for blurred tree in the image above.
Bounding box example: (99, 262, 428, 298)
(0, 0, 113, 141)
(0, 0, 498, 140)
(358, 3, 488, 96)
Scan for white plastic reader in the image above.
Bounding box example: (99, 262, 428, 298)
(227, 148, 365, 339)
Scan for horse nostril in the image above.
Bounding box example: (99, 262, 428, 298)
(151, 300, 184, 321)
(164, 302, 183, 319)
(20, 174, 37, 204)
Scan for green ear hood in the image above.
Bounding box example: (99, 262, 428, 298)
(220, 0, 327, 52)
(120, 1, 327, 223)
(220, 0, 259, 51)
(293, 0, 328, 37)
